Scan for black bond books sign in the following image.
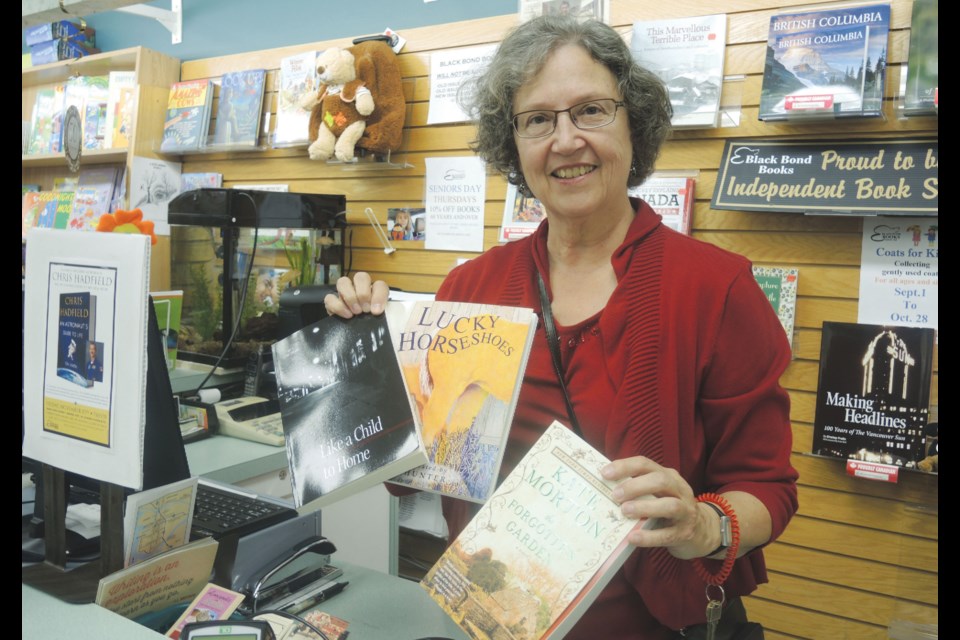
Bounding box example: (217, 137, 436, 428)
(711, 138, 938, 216)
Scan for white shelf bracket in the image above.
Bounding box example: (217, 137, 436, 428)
(116, 0, 182, 44)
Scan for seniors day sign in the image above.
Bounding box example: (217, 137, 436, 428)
(711, 139, 938, 215)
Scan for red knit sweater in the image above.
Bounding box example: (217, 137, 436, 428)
(434, 201, 798, 636)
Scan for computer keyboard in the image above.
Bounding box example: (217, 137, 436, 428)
(192, 483, 298, 540)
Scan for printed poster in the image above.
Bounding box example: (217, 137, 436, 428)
(858, 216, 938, 331)
(427, 44, 497, 125)
(43, 261, 119, 446)
(131, 155, 182, 236)
(425, 157, 486, 252)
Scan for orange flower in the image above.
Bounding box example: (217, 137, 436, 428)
(96, 208, 157, 245)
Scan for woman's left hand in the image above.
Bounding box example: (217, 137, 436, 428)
(601, 456, 717, 560)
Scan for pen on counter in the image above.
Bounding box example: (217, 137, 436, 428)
(284, 581, 349, 616)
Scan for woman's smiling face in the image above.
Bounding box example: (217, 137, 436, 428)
(512, 44, 633, 224)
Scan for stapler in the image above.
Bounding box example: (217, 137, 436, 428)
(236, 535, 341, 615)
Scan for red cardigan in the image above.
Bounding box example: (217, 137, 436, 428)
(434, 201, 798, 636)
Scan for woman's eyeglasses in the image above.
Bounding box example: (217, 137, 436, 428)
(512, 98, 625, 138)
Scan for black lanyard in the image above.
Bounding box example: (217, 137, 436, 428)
(537, 271, 583, 438)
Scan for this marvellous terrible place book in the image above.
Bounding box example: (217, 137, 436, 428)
(421, 421, 650, 640)
(271, 313, 427, 512)
(812, 321, 935, 469)
(387, 300, 538, 503)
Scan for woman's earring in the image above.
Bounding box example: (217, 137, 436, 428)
(630, 162, 638, 177)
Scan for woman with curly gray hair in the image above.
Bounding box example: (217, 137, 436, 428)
(328, 15, 797, 639)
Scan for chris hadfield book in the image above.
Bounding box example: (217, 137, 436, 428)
(759, 3, 891, 120)
(271, 313, 427, 512)
(813, 321, 935, 469)
(421, 421, 650, 640)
(387, 301, 538, 503)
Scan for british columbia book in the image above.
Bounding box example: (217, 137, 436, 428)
(272, 313, 427, 512)
(421, 421, 650, 640)
(812, 321, 935, 468)
(759, 3, 891, 120)
(387, 301, 538, 503)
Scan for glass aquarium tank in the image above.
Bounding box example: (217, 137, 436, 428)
(168, 188, 346, 369)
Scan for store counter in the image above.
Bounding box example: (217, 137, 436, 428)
(22, 561, 469, 639)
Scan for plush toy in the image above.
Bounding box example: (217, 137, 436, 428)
(304, 40, 406, 162)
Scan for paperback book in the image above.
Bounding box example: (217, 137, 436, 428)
(166, 583, 245, 639)
(630, 13, 727, 128)
(274, 51, 318, 147)
(759, 3, 891, 120)
(628, 175, 695, 235)
(105, 70, 137, 149)
(388, 301, 538, 503)
(812, 321, 935, 468)
(421, 420, 650, 640)
(752, 266, 799, 348)
(272, 312, 427, 512)
(499, 184, 546, 242)
(899, 0, 938, 115)
(212, 69, 267, 148)
(160, 79, 213, 152)
(151, 290, 184, 370)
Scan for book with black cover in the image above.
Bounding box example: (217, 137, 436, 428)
(759, 3, 890, 120)
(812, 321, 935, 468)
(271, 313, 427, 512)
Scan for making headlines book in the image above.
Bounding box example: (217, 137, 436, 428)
(812, 321, 935, 468)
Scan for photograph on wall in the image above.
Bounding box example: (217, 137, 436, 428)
(388, 207, 426, 241)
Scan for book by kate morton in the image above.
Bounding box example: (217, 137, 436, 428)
(421, 421, 651, 640)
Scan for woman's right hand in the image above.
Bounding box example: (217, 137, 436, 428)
(323, 272, 390, 318)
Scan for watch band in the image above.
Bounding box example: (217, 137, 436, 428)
(701, 499, 733, 557)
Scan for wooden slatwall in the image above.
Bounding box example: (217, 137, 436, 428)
(177, 1, 938, 637)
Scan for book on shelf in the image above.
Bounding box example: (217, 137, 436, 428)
(759, 3, 891, 121)
(629, 13, 727, 128)
(499, 184, 546, 242)
(751, 266, 798, 349)
(812, 321, 935, 469)
(271, 312, 428, 512)
(387, 300, 538, 503)
(53, 191, 75, 230)
(22, 192, 43, 240)
(27, 85, 65, 155)
(160, 79, 214, 152)
(421, 420, 651, 640)
(68, 165, 123, 232)
(275, 51, 318, 147)
(34, 191, 60, 229)
(82, 75, 110, 150)
(900, 0, 938, 115)
(628, 174, 695, 235)
(151, 290, 184, 370)
(212, 69, 267, 148)
(166, 583, 246, 639)
(181, 172, 223, 191)
(105, 70, 137, 149)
